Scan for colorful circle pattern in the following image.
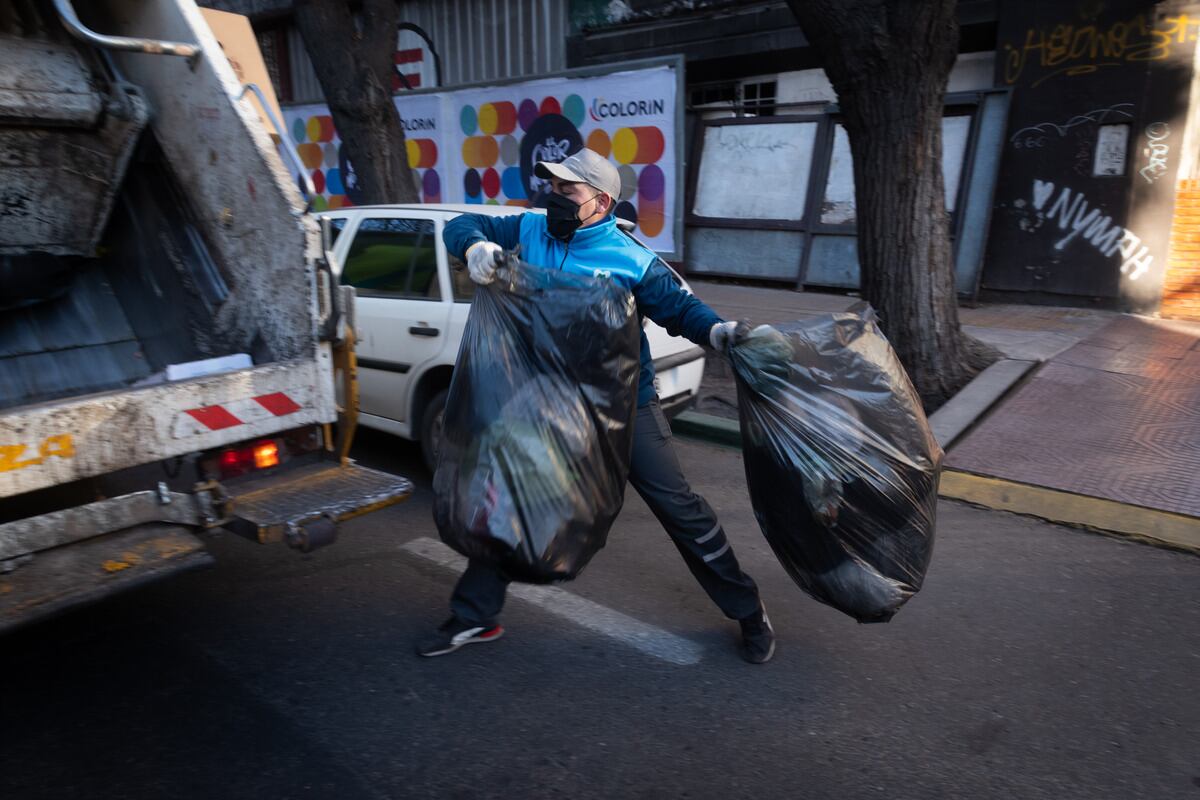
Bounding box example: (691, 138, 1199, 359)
(291, 112, 442, 206)
(457, 94, 668, 234)
(289, 95, 664, 238)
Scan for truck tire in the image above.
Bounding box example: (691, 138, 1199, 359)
(419, 388, 448, 474)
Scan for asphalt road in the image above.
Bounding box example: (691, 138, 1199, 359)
(2, 430, 1197, 800)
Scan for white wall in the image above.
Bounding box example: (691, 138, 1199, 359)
(764, 51, 996, 113)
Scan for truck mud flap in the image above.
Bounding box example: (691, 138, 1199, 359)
(226, 461, 412, 551)
(0, 523, 212, 635)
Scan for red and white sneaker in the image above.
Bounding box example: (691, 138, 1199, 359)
(416, 617, 505, 657)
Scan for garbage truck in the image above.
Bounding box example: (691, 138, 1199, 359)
(0, 0, 412, 632)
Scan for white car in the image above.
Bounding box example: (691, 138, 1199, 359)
(317, 204, 706, 470)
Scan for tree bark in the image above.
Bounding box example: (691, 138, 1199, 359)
(293, 0, 419, 205)
(785, 0, 997, 410)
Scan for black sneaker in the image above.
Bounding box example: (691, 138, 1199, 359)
(739, 605, 776, 664)
(416, 617, 505, 657)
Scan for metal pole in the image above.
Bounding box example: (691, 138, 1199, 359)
(52, 0, 200, 65)
(236, 83, 318, 202)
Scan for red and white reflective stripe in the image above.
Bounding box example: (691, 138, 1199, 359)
(173, 392, 303, 438)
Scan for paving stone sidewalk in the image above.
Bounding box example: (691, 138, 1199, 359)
(947, 313, 1200, 519)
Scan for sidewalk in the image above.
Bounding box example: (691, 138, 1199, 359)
(685, 283, 1114, 421)
(677, 280, 1200, 553)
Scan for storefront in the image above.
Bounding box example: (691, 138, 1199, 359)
(210, 0, 1200, 317)
(569, 0, 1200, 316)
(679, 63, 1008, 297)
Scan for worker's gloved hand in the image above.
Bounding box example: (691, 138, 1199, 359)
(466, 241, 503, 285)
(709, 320, 750, 351)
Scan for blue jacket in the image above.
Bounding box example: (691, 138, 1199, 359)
(444, 212, 720, 407)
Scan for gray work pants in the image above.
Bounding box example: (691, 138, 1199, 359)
(450, 400, 762, 626)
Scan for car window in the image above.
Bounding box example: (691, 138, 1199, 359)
(328, 216, 346, 245)
(340, 217, 440, 300)
(448, 254, 475, 302)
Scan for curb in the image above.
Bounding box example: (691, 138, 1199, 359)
(670, 410, 741, 450)
(939, 471, 1200, 555)
(927, 358, 1037, 450)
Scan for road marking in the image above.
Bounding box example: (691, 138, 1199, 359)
(401, 537, 704, 666)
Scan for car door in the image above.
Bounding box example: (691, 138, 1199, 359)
(443, 240, 475, 347)
(337, 212, 450, 425)
(438, 208, 526, 349)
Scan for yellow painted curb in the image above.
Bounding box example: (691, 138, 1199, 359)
(939, 470, 1200, 554)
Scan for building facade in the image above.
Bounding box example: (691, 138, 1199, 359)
(204, 0, 1200, 319)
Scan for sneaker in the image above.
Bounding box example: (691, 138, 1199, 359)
(416, 617, 505, 657)
(738, 605, 776, 664)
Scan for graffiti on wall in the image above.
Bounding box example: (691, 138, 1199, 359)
(1138, 122, 1171, 183)
(1014, 179, 1154, 280)
(1003, 13, 1200, 87)
(1007, 104, 1134, 178)
(1009, 103, 1134, 149)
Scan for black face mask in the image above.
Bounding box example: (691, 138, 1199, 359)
(545, 191, 601, 242)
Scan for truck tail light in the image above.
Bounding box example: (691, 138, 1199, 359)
(219, 449, 244, 473)
(253, 441, 280, 469)
(201, 428, 320, 482)
(217, 439, 281, 478)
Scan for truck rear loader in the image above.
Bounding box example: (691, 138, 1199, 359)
(0, 0, 411, 632)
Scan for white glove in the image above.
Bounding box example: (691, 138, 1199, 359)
(466, 241, 503, 285)
(709, 320, 740, 350)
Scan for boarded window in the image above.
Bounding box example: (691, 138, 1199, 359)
(820, 115, 973, 226)
(820, 125, 856, 225)
(692, 121, 818, 221)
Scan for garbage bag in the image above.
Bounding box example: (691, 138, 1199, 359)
(730, 306, 942, 622)
(433, 257, 641, 583)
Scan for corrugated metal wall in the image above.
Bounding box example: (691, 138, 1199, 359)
(285, 25, 322, 103)
(286, 0, 569, 103)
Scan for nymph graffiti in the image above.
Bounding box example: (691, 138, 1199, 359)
(1014, 179, 1154, 280)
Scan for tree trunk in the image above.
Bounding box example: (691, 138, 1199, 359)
(785, 0, 997, 410)
(293, 0, 419, 205)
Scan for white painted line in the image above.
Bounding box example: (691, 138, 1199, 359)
(401, 537, 704, 666)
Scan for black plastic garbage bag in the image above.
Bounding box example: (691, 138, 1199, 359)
(432, 257, 641, 583)
(729, 306, 942, 622)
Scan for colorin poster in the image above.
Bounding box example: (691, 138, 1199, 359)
(280, 63, 677, 253)
(448, 65, 677, 252)
(282, 94, 443, 211)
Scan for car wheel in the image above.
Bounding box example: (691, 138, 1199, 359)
(419, 388, 448, 474)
